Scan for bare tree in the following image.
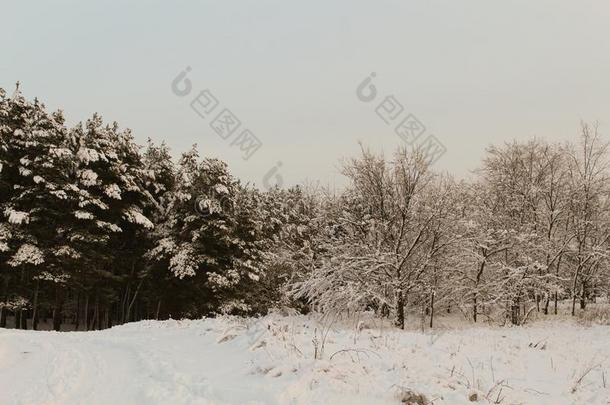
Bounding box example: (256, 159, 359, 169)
(566, 122, 610, 315)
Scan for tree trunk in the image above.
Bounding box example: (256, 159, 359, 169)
(74, 292, 80, 331)
(84, 294, 90, 331)
(104, 308, 110, 330)
(155, 300, 162, 320)
(52, 287, 64, 331)
(473, 260, 486, 323)
(473, 295, 478, 323)
(510, 296, 520, 325)
(106, 307, 113, 329)
(97, 298, 101, 330)
(92, 295, 99, 330)
(395, 290, 405, 329)
(0, 277, 7, 328)
(89, 294, 99, 330)
(121, 285, 130, 324)
(32, 280, 40, 330)
(571, 260, 582, 316)
(571, 293, 577, 316)
(553, 254, 563, 315)
(429, 291, 435, 329)
(126, 279, 144, 323)
(378, 300, 390, 318)
(579, 281, 587, 310)
(511, 305, 519, 325)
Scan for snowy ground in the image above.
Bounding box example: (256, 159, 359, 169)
(1, 314, 609, 405)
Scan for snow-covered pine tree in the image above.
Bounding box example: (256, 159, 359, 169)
(139, 139, 177, 320)
(148, 146, 269, 316)
(65, 115, 154, 329)
(0, 86, 77, 330)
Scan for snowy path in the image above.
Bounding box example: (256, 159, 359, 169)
(1, 316, 610, 404)
(0, 321, 278, 405)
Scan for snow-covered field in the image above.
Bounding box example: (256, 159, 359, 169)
(1, 314, 609, 405)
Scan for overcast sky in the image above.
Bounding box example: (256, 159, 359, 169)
(3, 0, 610, 188)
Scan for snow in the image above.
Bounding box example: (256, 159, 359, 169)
(104, 184, 122, 200)
(7, 243, 44, 267)
(76, 147, 101, 164)
(49, 147, 72, 159)
(168, 245, 198, 279)
(1, 315, 609, 404)
(123, 208, 154, 229)
(33, 271, 70, 283)
(215, 184, 230, 195)
(95, 220, 123, 233)
(5, 208, 30, 225)
(73, 210, 94, 220)
(78, 169, 98, 187)
(18, 166, 32, 177)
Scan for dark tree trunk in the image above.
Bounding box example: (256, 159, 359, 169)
(553, 254, 562, 315)
(395, 291, 405, 329)
(126, 279, 144, 323)
(511, 306, 519, 325)
(0, 277, 7, 328)
(429, 291, 435, 329)
(473, 260, 486, 323)
(91, 295, 99, 330)
(107, 307, 112, 329)
(121, 285, 130, 324)
(96, 297, 101, 330)
(156, 300, 162, 320)
(571, 290, 577, 316)
(84, 294, 90, 331)
(510, 297, 521, 325)
(579, 281, 587, 310)
(74, 292, 80, 331)
(379, 303, 390, 318)
(473, 296, 478, 323)
(52, 287, 64, 331)
(32, 280, 40, 330)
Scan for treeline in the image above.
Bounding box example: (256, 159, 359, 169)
(0, 87, 297, 330)
(1, 87, 609, 331)
(291, 126, 610, 328)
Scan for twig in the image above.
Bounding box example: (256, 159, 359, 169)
(329, 348, 381, 361)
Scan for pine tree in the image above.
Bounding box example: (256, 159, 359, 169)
(66, 115, 154, 329)
(0, 87, 77, 329)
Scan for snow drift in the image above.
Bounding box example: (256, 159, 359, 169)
(1, 315, 609, 404)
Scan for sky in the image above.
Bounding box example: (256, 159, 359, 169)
(2, 0, 610, 189)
